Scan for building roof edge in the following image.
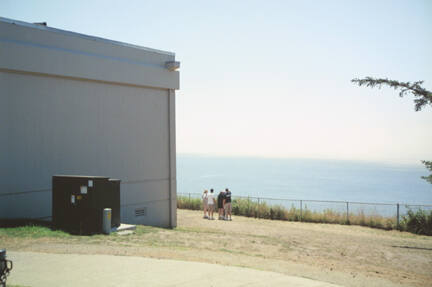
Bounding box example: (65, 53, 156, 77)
(0, 17, 175, 57)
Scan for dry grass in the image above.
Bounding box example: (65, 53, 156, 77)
(2, 209, 432, 287)
(178, 196, 398, 230)
(179, 196, 432, 234)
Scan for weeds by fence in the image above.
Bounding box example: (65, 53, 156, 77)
(177, 193, 432, 235)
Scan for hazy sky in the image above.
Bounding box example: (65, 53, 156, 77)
(2, 0, 431, 164)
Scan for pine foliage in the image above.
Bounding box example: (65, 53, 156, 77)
(421, 161, 432, 184)
(351, 77, 432, 111)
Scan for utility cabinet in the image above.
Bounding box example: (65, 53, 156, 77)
(52, 175, 120, 234)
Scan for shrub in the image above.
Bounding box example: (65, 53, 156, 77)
(401, 209, 432, 236)
(177, 195, 202, 210)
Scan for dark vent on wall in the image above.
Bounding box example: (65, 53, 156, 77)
(135, 207, 147, 217)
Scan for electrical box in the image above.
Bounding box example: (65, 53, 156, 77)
(52, 175, 121, 234)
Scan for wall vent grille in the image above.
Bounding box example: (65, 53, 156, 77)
(135, 207, 147, 217)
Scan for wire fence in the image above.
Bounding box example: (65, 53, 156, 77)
(177, 192, 432, 228)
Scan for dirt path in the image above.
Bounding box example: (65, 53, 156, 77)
(2, 209, 432, 287)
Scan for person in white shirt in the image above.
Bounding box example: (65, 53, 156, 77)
(202, 190, 209, 219)
(207, 189, 216, 220)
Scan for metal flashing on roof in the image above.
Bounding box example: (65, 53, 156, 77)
(0, 17, 175, 57)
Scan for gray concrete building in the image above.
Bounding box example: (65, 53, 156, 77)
(0, 18, 179, 227)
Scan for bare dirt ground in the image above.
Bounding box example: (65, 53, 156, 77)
(2, 209, 432, 287)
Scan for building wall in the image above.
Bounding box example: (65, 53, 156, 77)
(0, 72, 9, 197)
(0, 18, 178, 227)
(0, 19, 179, 90)
(0, 72, 176, 227)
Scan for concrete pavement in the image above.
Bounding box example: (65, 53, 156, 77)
(7, 251, 341, 287)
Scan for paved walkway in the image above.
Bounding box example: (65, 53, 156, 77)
(7, 251, 341, 287)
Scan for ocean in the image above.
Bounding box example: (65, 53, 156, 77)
(177, 155, 432, 205)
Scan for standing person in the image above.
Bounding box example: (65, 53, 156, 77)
(224, 188, 232, 221)
(202, 190, 209, 219)
(207, 189, 216, 220)
(217, 189, 225, 220)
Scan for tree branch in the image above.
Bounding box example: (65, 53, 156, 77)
(352, 77, 432, 185)
(351, 77, 432, 111)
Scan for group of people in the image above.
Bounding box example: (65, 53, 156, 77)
(201, 188, 232, 221)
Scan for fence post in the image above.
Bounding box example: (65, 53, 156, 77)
(396, 203, 400, 230)
(346, 202, 349, 223)
(300, 200, 302, 222)
(257, 197, 260, 219)
(188, 193, 191, 205)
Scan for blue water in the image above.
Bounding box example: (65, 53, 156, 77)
(177, 155, 432, 205)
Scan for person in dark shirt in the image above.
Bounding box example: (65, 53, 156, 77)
(217, 190, 225, 220)
(223, 188, 232, 221)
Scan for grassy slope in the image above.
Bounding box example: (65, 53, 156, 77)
(1, 209, 432, 287)
(178, 196, 432, 234)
